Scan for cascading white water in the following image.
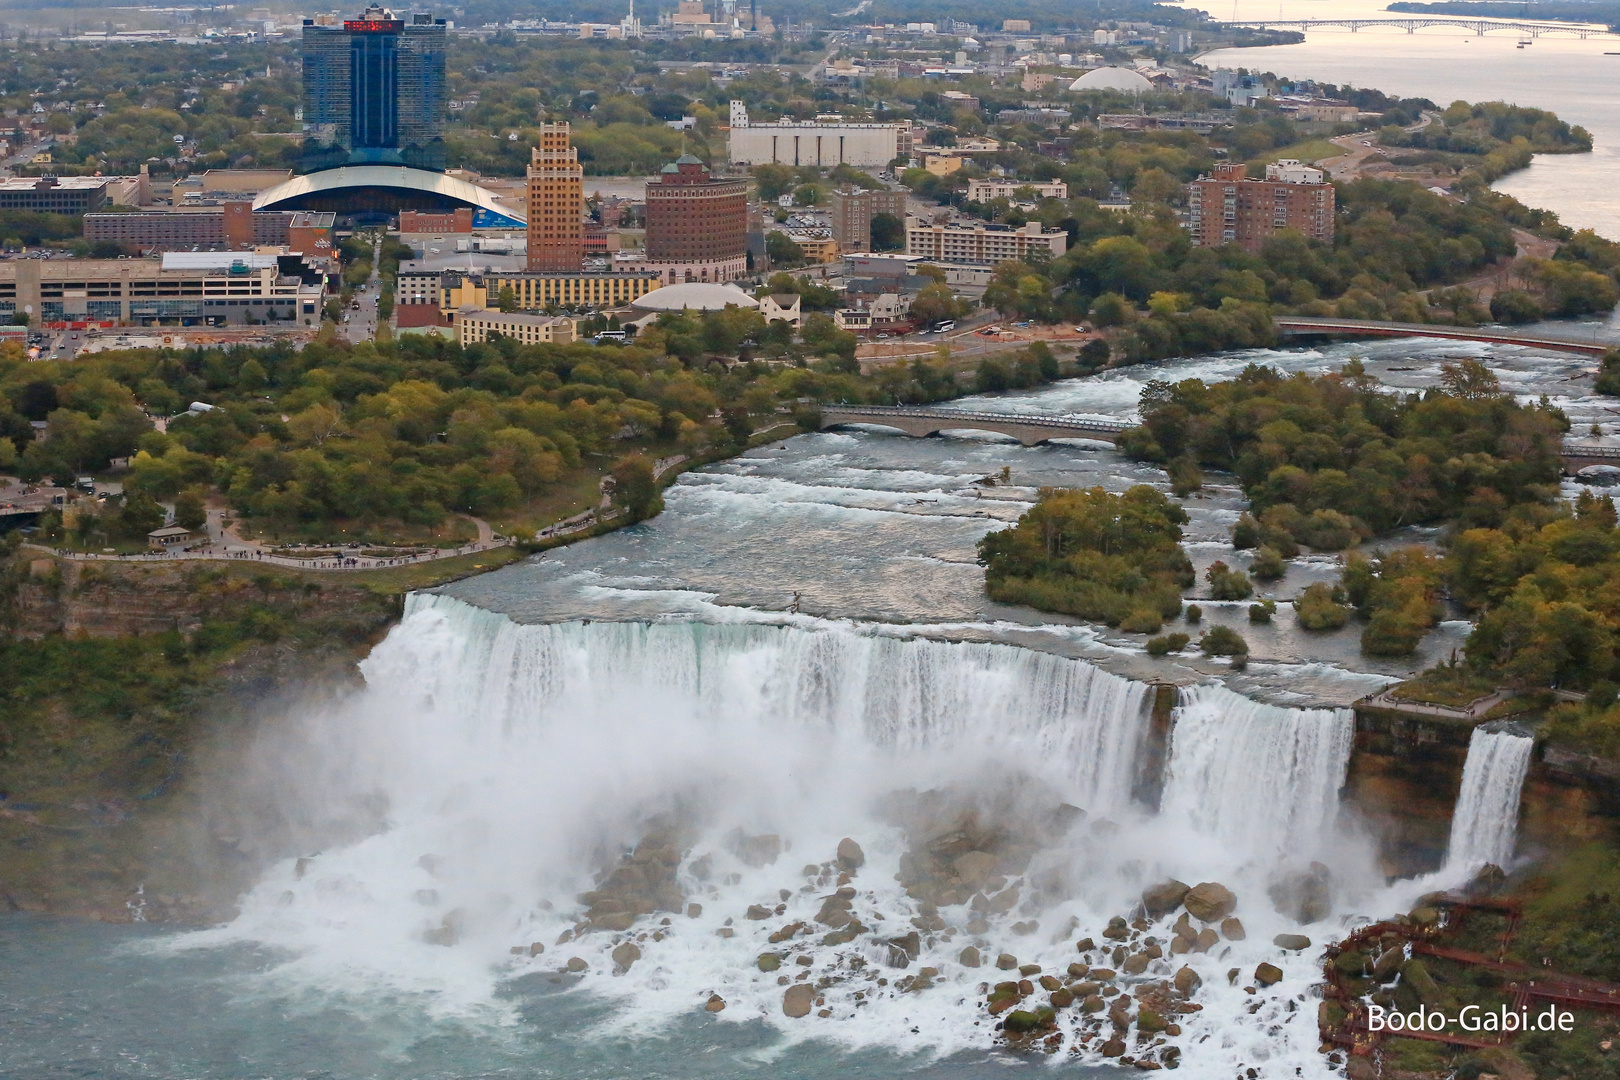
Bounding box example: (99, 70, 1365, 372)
(1159, 682, 1355, 858)
(1445, 728, 1535, 872)
(173, 596, 1384, 1076)
(395, 592, 1156, 812)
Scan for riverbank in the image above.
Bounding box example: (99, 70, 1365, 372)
(0, 548, 532, 922)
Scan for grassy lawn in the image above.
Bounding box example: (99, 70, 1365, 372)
(1386, 667, 1501, 708)
(234, 515, 478, 548)
(1263, 138, 1345, 165)
(489, 466, 607, 539)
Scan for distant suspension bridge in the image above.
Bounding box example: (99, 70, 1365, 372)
(1218, 17, 1619, 37)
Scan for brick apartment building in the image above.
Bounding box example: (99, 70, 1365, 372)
(1186, 160, 1336, 251)
(830, 186, 907, 253)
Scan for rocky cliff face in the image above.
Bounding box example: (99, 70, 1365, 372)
(1, 553, 402, 923)
(13, 557, 402, 639)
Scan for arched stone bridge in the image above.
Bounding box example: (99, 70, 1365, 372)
(1563, 445, 1620, 475)
(819, 405, 1130, 446)
(821, 405, 1620, 474)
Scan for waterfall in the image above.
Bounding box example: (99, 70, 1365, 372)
(1159, 683, 1355, 856)
(381, 593, 1158, 814)
(1445, 727, 1535, 872)
(180, 595, 1381, 1077)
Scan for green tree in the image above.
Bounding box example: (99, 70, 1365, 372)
(174, 488, 208, 532)
(610, 453, 663, 523)
(871, 212, 905, 251)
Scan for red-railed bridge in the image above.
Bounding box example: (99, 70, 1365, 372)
(1274, 316, 1615, 356)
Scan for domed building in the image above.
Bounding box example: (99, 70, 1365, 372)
(1069, 67, 1154, 94)
(630, 282, 759, 313)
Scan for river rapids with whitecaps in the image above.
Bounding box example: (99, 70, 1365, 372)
(3, 336, 1602, 1079)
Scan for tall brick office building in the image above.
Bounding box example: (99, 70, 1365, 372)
(1186, 160, 1335, 251)
(527, 122, 585, 272)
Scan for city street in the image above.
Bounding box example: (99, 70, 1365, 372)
(341, 235, 382, 343)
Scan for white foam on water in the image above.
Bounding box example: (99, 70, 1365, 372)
(1445, 728, 1535, 873)
(161, 597, 1519, 1077)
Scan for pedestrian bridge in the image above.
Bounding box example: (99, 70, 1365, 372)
(818, 405, 1129, 446)
(1274, 317, 1614, 357)
(820, 404, 1620, 473)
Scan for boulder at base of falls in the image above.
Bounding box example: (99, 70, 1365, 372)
(1100, 1037, 1126, 1057)
(953, 850, 997, 885)
(1268, 863, 1333, 924)
(729, 830, 783, 869)
(837, 838, 865, 871)
(959, 945, 982, 968)
(758, 953, 782, 972)
(1373, 946, 1404, 981)
(996, 953, 1019, 970)
(1274, 934, 1312, 951)
(705, 994, 726, 1012)
(1467, 863, 1507, 897)
(783, 983, 815, 1018)
(1142, 879, 1191, 918)
(1254, 962, 1283, 987)
(1122, 953, 1151, 975)
(1173, 965, 1202, 995)
(612, 941, 641, 971)
(1220, 917, 1245, 941)
(566, 957, 588, 972)
(1183, 882, 1237, 923)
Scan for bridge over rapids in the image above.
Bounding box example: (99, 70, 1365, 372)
(1274, 317, 1616, 356)
(1218, 17, 1617, 37)
(818, 405, 1131, 446)
(820, 404, 1620, 474)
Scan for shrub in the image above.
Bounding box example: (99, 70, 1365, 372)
(1146, 632, 1190, 656)
(1232, 512, 1260, 549)
(1249, 546, 1286, 580)
(1168, 456, 1202, 497)
(1201, 625, 1249, 657)
(1298, 508, 1362, 552)
(1489, 288, 1543, 324)
(1121, 607, 1165, 634)
(1294, 582, 1353, 630)
(1249, 599, 1276, 623)
(1206, 560, 1253, 600)
(1185, 604, 1202, 623)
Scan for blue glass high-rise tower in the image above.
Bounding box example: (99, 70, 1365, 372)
(301, 6, 445, 173)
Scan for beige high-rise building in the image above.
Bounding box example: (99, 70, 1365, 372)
(527, 123, 584, 272)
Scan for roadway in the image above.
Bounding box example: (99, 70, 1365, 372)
(340, 233, 382, 343)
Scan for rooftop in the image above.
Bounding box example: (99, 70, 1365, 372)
(0, 175, 108, 191)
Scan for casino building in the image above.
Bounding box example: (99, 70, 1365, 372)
(256, 7, 522, 227)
